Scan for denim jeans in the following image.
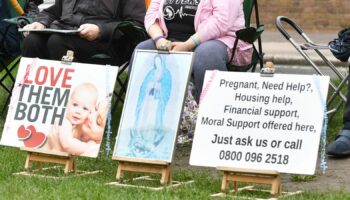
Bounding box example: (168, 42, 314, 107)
(130, 38, 228, 100)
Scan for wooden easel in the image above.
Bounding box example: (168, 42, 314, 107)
(217, 167, 281, 196)
(113, 157, 172, 185)
(21, 147, 76, 174)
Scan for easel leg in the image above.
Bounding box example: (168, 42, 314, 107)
(69, 156, 76, 173)
(24, 152, 33, 171)
(21, 149, 78, 175)
(271, 175, 281, 195)
(160, 166, 171, 185)
(64, 160, 70, 174)
(128, 171, 134, 180)
(38, 162, 43, 173)
(220, 172, 229, 192)
(113, 160, 174, 186)
(234, 181, 238, 192)
(72, 158, 77, 173)
(168, 167, 172, 183)
(217, 167, 282, 198)
(116, 163, 123, 182)
(63, 156, 76, 174)
(160, 167, 167, 185)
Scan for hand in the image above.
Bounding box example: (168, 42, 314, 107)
(87, 111, 103, 136)
(78, 24, 101, 41)
(96, 100, 109, 125)
(170, 41, 192, 51)
(88, 101, 109, 133)
(80, 101, 108, 143)
(22, 22, 45, 37)
(80, 111, 103, 143)
(156, 38, 172, 51)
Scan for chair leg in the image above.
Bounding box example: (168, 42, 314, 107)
(0, 56, 20, 115)
(1, 90, 12, 116)
(112, 61, 129, 111)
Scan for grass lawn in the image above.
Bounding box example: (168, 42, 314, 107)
(0, 60, 350, 199)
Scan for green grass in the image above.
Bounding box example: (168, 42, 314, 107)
(0, 61, 350, 199)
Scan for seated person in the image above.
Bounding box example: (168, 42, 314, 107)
(21, 0, 146, 63)
(132, 0, 252, 100)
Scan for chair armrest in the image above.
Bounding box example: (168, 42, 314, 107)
(3, 16, 35, 28)
(236, 25, 264, 44)
(117, 21, 148, 46)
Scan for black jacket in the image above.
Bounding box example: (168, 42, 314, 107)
(36, 0, 146, 42)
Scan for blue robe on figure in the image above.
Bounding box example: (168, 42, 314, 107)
(129, 54, 172, 158)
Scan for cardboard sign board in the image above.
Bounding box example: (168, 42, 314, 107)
(113, 50, 193, 162)
(0, 57, 118, 158)
(190, 71, 329, 175)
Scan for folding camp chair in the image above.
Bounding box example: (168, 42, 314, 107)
(87, 21, 148, 110)
(0, 0, 30, 115)
(275, 16, 348, 118)
(0, 51, 19, 115)
(227, 0, 264, 72)
(0, 24, 24, 115)
(1, 1, 148, 114)
(84, 0, 150, 110)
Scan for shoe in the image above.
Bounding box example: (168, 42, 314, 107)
(327, 129, 350, 157)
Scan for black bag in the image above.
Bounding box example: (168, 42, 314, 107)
(329, 27, 350, 62)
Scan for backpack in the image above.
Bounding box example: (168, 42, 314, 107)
(329, 27, 350, 62)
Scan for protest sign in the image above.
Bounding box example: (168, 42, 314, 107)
(190, 71, 329, 174)
(113, 50, 193, 162)
(0, 57, 118, 158)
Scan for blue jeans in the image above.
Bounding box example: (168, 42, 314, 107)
(130, 39, 228, 100)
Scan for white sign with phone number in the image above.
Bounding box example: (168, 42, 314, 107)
(190, 71, 329, 175)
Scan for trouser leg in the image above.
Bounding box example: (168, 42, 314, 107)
(22, 33, 50, 59)
(192, 40, 228, 100)
(129, 39, 228, 101)
(22, 33, 107, 62)
(46, 34, 107, 62)
(128, 39, 156, 75)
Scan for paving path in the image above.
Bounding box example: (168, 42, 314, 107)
(283, 157, 350, 193)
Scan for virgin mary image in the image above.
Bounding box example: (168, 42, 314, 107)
(128, 54, 172, 158)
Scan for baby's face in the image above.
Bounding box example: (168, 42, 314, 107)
(66, 89, 97, 125)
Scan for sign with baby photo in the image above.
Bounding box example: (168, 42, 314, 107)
(0, 57, 118, 158)
(113, 50, 194, 162)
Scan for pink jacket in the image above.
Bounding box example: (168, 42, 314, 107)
(145, 0, 253, 66)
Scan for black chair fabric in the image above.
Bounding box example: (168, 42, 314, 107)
(227, 0, 264, 72)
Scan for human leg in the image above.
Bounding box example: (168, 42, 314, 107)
(22, 33, 50, 59)
(327, 65, 350, 157)
(134, 38, 157, 50)
(192, 40, 228, 100)
(128, 39, 156, 75)
(46, 34, 107, 62)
